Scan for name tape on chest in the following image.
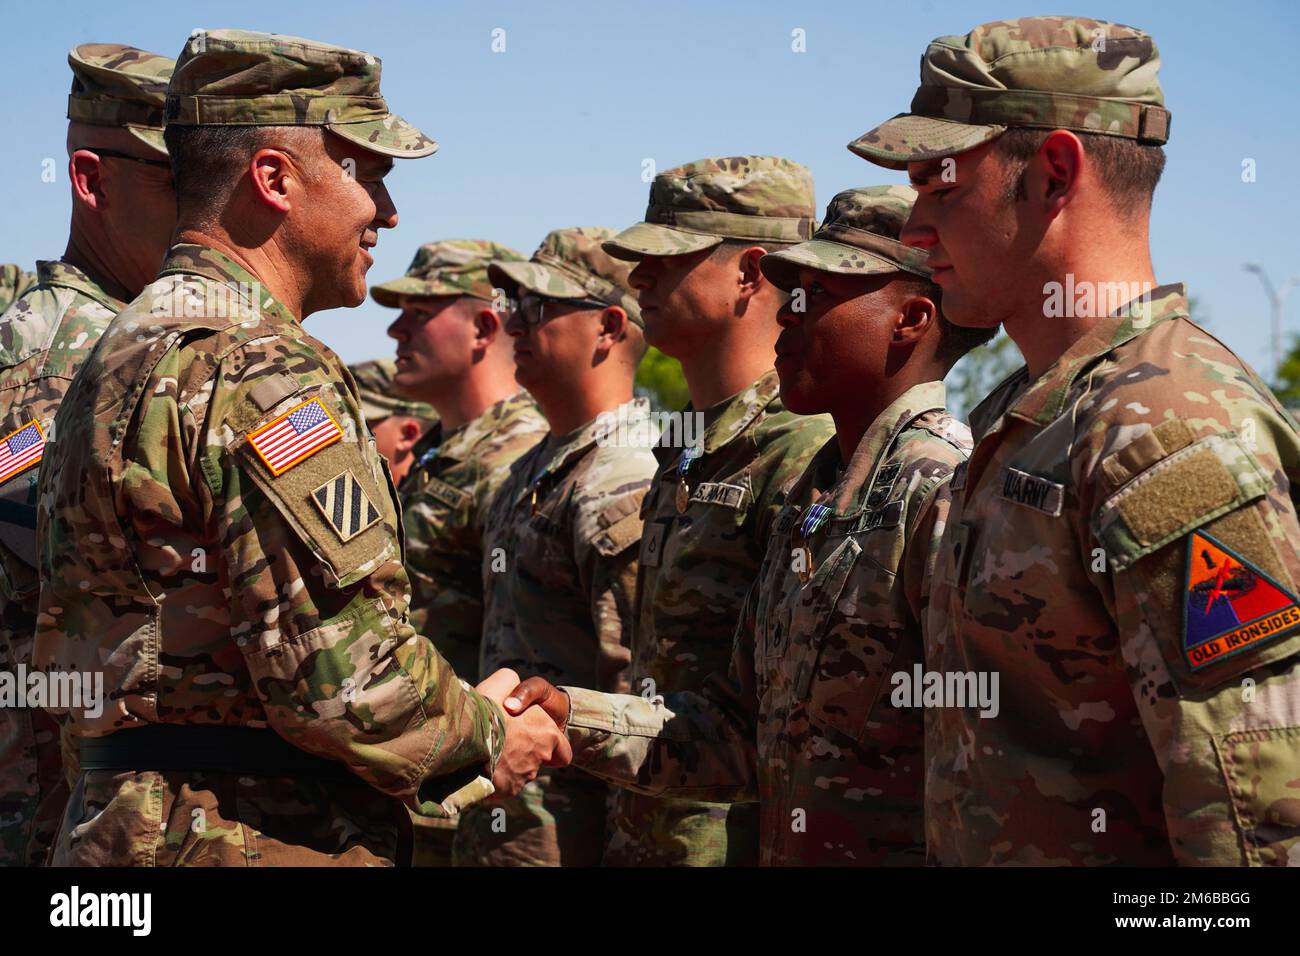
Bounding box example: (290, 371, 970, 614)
(998, 466, 1064, 516)
(690, 481, 748, 510)
(424, 477, 471, 510)
(247, 397, 343, 476)
(1183, 529, 1300, 672)
(0, 420, 45, 485)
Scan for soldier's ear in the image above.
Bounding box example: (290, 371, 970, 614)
(69, 151, 107, 212)
(473, 306, 502, 347)
(1031, 130, 1085, 217)
(595, 306, 628, 354)
(249, 148, 293, 214)
(893, 295, 936, 347)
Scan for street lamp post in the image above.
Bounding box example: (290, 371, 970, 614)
(1244, 263, 1300, 382)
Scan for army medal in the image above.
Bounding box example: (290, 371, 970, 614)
(675, 446, 701, 514)
(796, 502, 833, 583)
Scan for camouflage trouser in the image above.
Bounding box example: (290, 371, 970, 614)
(410, 812, 457, 866)
(51, 769, 411, 866)
(603, 792, 760, 866)
(452, 770, 608, 867)
(0, 703, 68, 866)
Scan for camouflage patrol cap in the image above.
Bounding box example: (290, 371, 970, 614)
(349, 359, 436, 422)
(849, 17, 1171, 170)
(759, 186, 930, 292)
(370, 240, 525, 308)
(166, 28, 436, 159)
(67, 43, 175, 158)
(489, 227, 643, 327)
(604, 156, 816, 260)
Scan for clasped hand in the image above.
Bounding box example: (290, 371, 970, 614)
(476, 668, 573, 798)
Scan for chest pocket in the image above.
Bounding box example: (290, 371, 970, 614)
(795, 536, 900, 747)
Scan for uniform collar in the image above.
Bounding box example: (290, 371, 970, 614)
(826, 380, 947, 513)
(36, 259, 125, 312)
(542, 396, 651, 478)
(155, 242, 298, 330)
(437, 390, 539, 465)
(656, 369, 782, 464)
(972, 283, 1188, 435)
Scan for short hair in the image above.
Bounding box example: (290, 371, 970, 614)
(995, 127, 1166, 213)
(893, 273, 996, 371)
(164, 124, 325, 225)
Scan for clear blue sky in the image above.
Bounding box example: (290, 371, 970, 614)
(2, 0, 1297, 376)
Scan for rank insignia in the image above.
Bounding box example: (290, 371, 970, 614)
(0, 419, 45, 485)
(1182, 529, 1300, 671)
(247, 397, 343, 476)
(312, 471, 381, 542)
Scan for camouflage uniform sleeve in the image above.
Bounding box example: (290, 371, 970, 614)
(563, 581, 760, 802)
(900, 474, 957, 624)
(1087, 404, 1300, 864)
(172, 340, 505, 818)
(573, 484, 649, 695)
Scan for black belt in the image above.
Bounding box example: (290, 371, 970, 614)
(80, 724, 353, 778)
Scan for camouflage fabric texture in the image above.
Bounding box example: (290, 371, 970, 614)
(564, 382, 970, 865)
(371, 239, 524, 308)
(603, 372, 834, 866)
(165, 28, 437, 158)
(760, 185, 931, 290)
(849, 17, 1171, 169)
(348, 358, 436, 424)
(397, 391, 546, 683)
(67, 43, 175, 157)
(604, 156, 816, 260)
(0, 260, 124, 866)
(456, 398, 657, 866)
(35, 244, 505, 865)
(927, 285, 1300, 865)
(0, 265, 37, 315)
(488, 227, 642, 326)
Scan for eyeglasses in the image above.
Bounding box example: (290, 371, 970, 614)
(85, 148, 173, 171)
(516, 293, 610, 327)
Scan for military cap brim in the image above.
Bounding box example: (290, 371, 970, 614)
(601, 222, 723, 261)
(487, 261, 590, 300)
(759, 239, 920, 292)
(327, 114, 438, 160)
(370, 276, 485, 308)
(847, 113, 1006, 170)
(123, 125, 169, 159)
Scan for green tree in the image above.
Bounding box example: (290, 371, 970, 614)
(635, 346, 689, 412)
(944, 332, 1022, 423)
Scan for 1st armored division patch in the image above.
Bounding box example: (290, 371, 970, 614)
(1183, 529, 1300, 671)
(312, 471, 381, 542)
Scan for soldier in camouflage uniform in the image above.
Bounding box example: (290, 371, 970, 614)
(348, 358, 437, 485)
(0, 267, 36, 315)
(33, 28, 567, 867)
(502, 189, 994, 865)
(454, 228, 657, 866)
(595, 156, 835, 865)
(852, 16, 1300, 864)
(0, 43, 175, 867)
(373, 240, 546, 865)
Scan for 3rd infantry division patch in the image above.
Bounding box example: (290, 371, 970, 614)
(1183, 529, 1300, 671)
(312, 471, 380, 542)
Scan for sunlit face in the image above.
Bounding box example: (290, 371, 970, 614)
(387, 294, 482, 400)
(774, 267, 914, 416)
(504, 292, 606, 391)
(903, 141, 1035, 330)
(626, 246, 730, 355)
(292, 132, 398, 314)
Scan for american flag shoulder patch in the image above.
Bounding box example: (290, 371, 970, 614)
(247, 397, 343, 477)
(312, 471, 381, 542)
(0, 419, 46, 485)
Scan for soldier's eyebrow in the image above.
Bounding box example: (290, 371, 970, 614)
(908, 160, 946, 187)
